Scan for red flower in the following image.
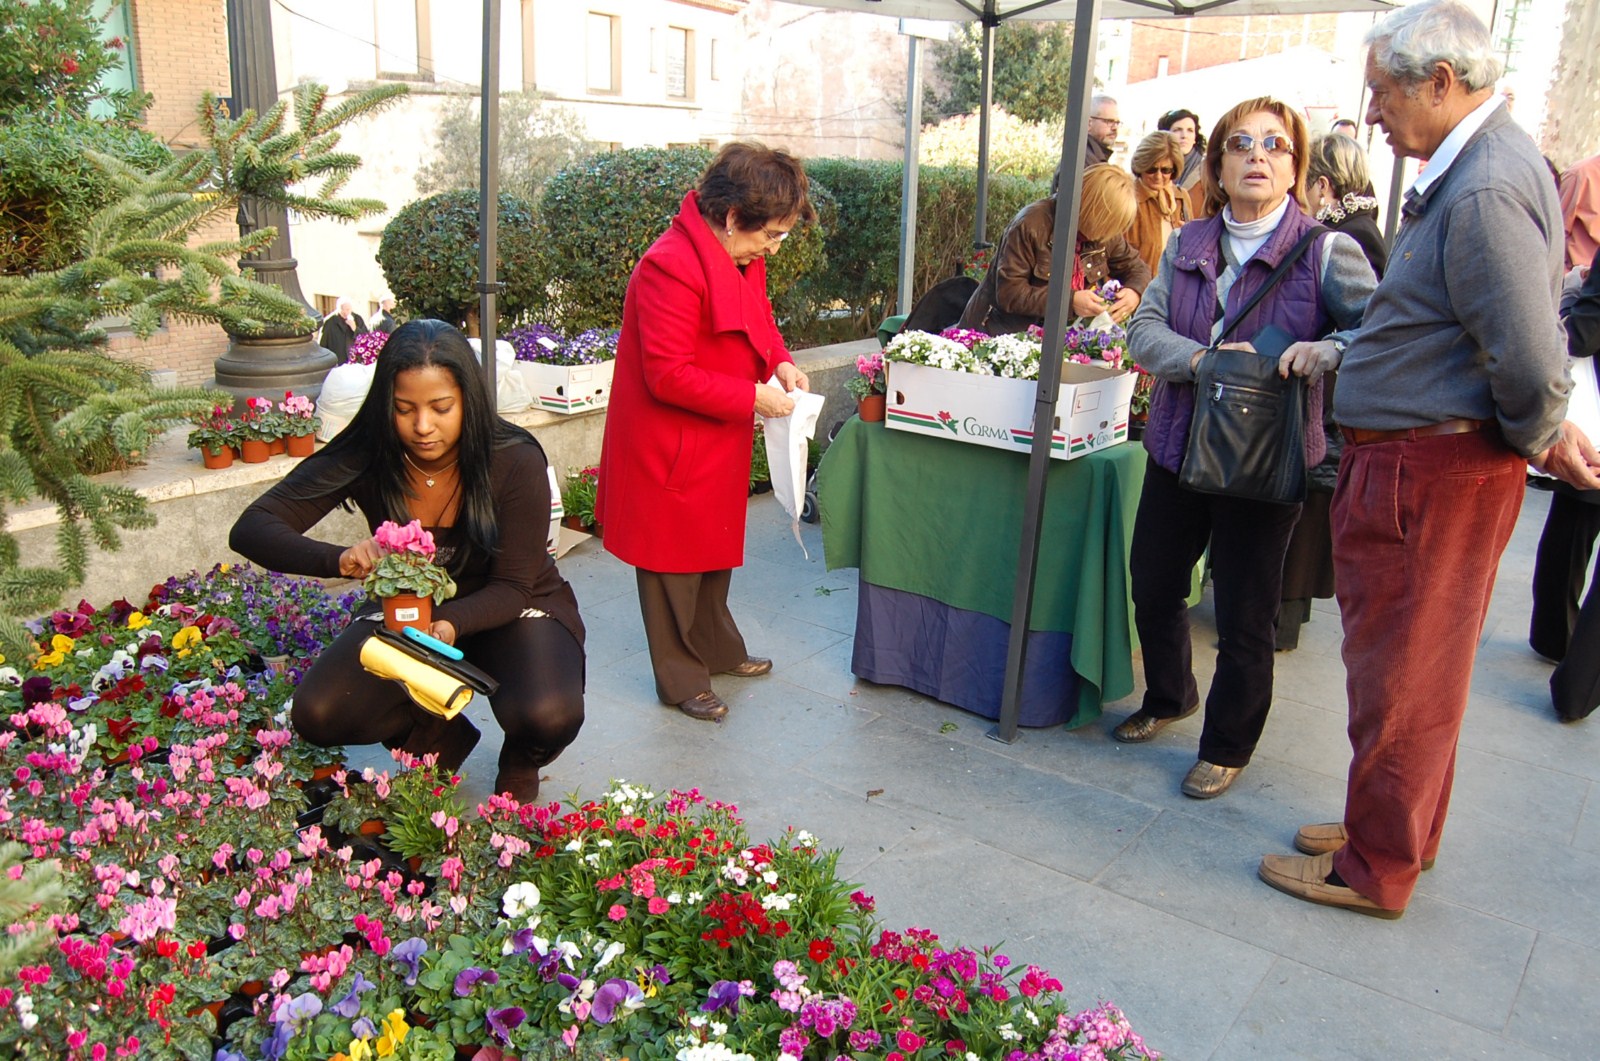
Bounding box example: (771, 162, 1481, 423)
(60, 56, 79, 74)
(808, 937, 834, 963)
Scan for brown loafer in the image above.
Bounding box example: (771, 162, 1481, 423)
(1111, 702, 1199, 743)
(1294, 822, 1435, 871)
(674, 691, 728, 721)
(1180, 759, 1242, 799)
(1258, 851, 1405, 919)
(722, 657, 773, 677)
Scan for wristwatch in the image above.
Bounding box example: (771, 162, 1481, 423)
(1329, 336, 1349, 358)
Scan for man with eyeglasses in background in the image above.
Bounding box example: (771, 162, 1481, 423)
(1086, 94, 1121, 167)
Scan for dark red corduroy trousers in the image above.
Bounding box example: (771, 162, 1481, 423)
(1329, 429, 1525, 911)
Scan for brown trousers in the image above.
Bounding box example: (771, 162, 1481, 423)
(636, 568, 748, 704)
(1330, 429, 1524, 910)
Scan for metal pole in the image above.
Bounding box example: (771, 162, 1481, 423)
(896, 35, 924, 317)
(973, 16, 997, 252)
(991, 0, 1101, 745)
(477, 0, 502, 401)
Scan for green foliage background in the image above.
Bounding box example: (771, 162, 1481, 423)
(415, 91, 595, 206)
(377, 189, 543, 329)
(926, 21, 1079, 126)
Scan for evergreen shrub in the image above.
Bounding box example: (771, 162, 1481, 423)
(377, 189, 542, 330)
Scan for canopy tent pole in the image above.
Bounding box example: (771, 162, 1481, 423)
(990, 0, 1101, 744)
(897, 33, 926, 316)
(477, 0, 503, 398)
(973, 14, 998, 251)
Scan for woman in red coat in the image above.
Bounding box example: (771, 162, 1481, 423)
(596, 142, 815, 721)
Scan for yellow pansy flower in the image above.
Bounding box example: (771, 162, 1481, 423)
(127, 611, 150, 630)
(375, 1009, 409, 1056)
(35, 634, 76, 669)
(170, 626, 202, 656)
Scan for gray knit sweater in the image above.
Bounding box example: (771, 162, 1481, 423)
(1333, 104, 1569, 457)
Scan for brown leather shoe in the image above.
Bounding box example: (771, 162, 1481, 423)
(1294, 822, 1435, 871)
(1258, 851, 1405, 919)
(675, 691, 729, 721)
(721, 657, 773, 677)
(1111, 702, 1199, 743)
(1180, 759, 1242, 799)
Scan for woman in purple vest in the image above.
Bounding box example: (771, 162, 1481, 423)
(1117, 97, 1377, 799)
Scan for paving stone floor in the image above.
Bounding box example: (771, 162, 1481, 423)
(348, 484, 1600, 1060)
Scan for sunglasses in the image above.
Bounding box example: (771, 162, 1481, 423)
(1148, 167, 1176, 177)
(1222, 133, 1294, 156)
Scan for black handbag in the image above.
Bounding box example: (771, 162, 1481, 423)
(1178, 227, 1325, 505)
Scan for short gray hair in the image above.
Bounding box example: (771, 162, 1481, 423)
(1090, 94, 1118, 113)
(1307, 134, 1371, 200)
(1364, 0, 1502, 92)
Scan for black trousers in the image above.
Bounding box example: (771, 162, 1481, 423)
(636, 568, 748, 705)
(291, 613, 586, 797)
(1129, 459, 1302, 767)
(1529, 489, 1600, 661)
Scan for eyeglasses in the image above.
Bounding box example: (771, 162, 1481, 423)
(1090, 115, 1121, 128)
(1148, 167, 1176, 177)
(1222, 133, 1294, 156)
(760, 226, 790, 246)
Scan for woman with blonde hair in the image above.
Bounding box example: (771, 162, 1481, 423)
(1127, 131, 1193, 274)
(959, 163, 1152, 335)
(1118, 97, 1377, 799)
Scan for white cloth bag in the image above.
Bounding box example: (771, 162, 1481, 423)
(315, 362, 375, 440)
(467, 338, 533, 413)
(761, 378, 826, 559)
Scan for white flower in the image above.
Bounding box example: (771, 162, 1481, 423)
(502, 882, 541, 919)
(597, 838, 613, 848)
(760, 892, 796, 912)
(584, 852, 601, 866)
(721, 862, 748, 886)
(999, 1022, 1022, 1041)
(0, 667, 22, 688)
(594, 939, 626, 970)
(565, 839, 583, 852)
(667, 891, 683, 905)
(761, 870, 778, 885)
(687, 891, 702, 904)
(794, 830, 816, 846)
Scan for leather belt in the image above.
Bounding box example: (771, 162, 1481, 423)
(1340, 418, 1492, 447)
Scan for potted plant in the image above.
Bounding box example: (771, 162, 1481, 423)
(187, 405, 239, 469)
(845, 349, 888, 422)
(364, 518, 457, 631)
(560, 466, 600, 532)
(347, 329, 389, 365)
(508, 324, 619, 414)
(234, 396, 278, 462)
(278, 391, 322, 457)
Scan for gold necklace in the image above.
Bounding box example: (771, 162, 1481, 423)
(403, 451, 458, 489)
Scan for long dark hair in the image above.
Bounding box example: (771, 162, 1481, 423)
(288, 319, 537, 560)
(1158, 108, 1207, 154)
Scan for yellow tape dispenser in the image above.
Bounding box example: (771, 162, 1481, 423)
(358, 626, 499, 720)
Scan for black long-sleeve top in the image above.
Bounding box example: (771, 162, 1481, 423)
(229, 440, 584, 646)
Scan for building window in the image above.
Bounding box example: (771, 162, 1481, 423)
(587, 12, 620, 94)
(665, 26, 692, 100)
(89, 1, 138, 119)
(710, 39, 721, 82)
(376, 0, 433, 81)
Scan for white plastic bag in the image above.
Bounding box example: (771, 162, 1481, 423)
(761, 378, 826, 559)
(316, 362, 375, 440)
(468, 338, 533, 413)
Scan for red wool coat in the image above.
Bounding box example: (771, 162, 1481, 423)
(596, 191, 795, 573)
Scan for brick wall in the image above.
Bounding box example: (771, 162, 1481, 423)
(1126, 16, 1341, 84)
(113, 0, 235, 386)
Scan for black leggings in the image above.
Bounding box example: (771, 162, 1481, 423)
(291, 613, 586, 791)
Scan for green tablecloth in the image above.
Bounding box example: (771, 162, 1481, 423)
(818, 418, 1146, 718)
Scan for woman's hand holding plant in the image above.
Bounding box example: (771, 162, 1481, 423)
(339, 537, 384, 578)
(1071, 289, 1106, 318)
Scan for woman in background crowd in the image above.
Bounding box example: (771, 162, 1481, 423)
(1158, 108, 1207, 218)
(1127, 131, 1193, 276)
(959, 163, 1151, 335)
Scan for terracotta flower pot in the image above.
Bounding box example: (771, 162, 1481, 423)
(200, 444, 235, 469)
(857, 393, 886, 422)
(239, 439, 270, 463)
(382, 592, 432, 633)
(285, 433, 315, 457)
(268, 437, 286, 456)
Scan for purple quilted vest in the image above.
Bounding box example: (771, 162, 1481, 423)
(1143, 209, 1330, 474)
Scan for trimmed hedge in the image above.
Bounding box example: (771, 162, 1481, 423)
(533, 146, 830, 335)
(0, 116, 170, 275)
(800, 159, 1048, 330)
(376, 189, 543, 329)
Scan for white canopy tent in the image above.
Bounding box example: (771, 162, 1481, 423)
(785, 0, 1397, 742)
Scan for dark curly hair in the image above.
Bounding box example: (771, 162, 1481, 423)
(696, 141, 817, 232)
(1157, 108, 1208, 154)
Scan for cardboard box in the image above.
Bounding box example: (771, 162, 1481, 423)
(517, 360, 616, 414)
(884, 360, 1135, 460)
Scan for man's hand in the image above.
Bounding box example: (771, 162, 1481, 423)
(1108, 287, 1141, 324)
(1533, 420, 1600, 491)
(774, 362, 810, 393)
(1279, 340, 1342, 384)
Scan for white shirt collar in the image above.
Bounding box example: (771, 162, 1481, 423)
(1411, 95, 1505, 197)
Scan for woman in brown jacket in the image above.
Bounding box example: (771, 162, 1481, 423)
(958, 164, 1151, 336)
(1127, 132, 1192, 276)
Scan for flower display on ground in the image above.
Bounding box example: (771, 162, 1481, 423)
(893, 322, 1134, 385)
(507, 324, 621, 367)
(0, 575, 1158, 1061)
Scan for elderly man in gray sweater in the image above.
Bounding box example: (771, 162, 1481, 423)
(1257, 0, 1600, 919)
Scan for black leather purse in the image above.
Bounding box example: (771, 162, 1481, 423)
(1178, 227, 1325, 505)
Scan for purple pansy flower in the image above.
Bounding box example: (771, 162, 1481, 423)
(454, 966, 500, 997)
(390, 937, 427, 985)
(590, 978, 643, 1024)
(330, 972, 375, 1017)
(701, 979, 745, 1014)
(486, 1005, 526, 1042)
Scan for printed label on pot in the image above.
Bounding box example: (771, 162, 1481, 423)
(393, 606, 421, 622)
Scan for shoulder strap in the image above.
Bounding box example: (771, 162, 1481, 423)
(1215, 225, 1327, 345)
